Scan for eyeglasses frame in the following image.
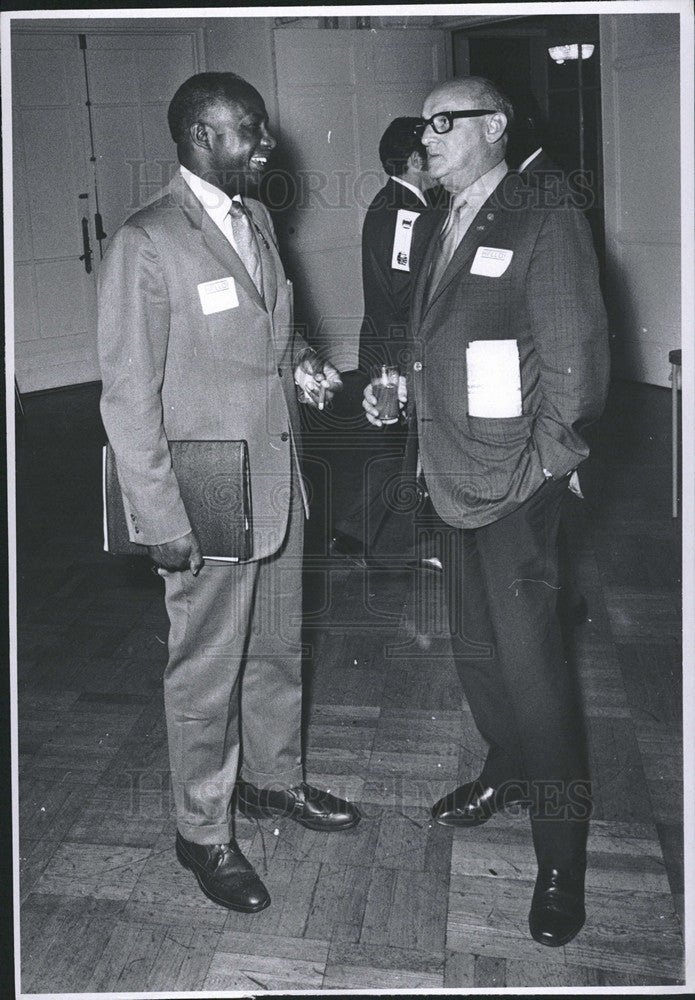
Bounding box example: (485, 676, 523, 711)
(414, 109, 499, 136)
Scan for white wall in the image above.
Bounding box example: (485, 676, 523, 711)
(601, 13, 681, 387)
(202, 18, 277, 122)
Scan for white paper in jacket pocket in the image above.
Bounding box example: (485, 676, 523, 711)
(466, 339, 522, 417)
(470, 246, 513, 276)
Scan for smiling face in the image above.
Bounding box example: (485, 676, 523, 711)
(203, 89, 276, 194)
(421, 81, 507, 193)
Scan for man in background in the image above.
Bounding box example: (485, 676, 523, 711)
(330, 117, 445, 562)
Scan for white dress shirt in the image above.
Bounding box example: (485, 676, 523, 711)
(180, 164, 242, 253)
(391, 174, 428, 206)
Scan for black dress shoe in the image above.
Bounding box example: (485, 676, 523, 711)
(175, 831, 270, 912)
(431, 779, 527, 827)
(528, 865, 586, 947)
(237, 781, 361, 832)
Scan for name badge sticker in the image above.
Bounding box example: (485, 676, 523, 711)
(198, 277, 239, 315)
(391, 209, 421, 272)
(470, 246, 514, 277)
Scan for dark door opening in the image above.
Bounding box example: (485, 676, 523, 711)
(452, 14, 604, 264)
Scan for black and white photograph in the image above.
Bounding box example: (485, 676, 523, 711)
(3, 2, 693, 996)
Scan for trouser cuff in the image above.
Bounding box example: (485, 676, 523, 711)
(177, 819, 232, 846)
(238, 764, 304, 790)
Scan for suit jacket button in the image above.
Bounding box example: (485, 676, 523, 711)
(281, 431, 289, 442)
(413, 361, 423, 372)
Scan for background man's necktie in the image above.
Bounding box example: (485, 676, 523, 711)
(228, 202, 263, 295)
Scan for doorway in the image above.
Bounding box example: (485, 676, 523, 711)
(452, 14, 604, 261)
(11, 28, 201, 392)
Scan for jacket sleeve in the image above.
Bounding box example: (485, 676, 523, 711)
(525, 207, 610, 476)
(359, 209, 411, 369)
(97, 223, 191, 545)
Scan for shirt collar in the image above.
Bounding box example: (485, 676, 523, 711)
(180, 164, 242, 224)
(518, 147, 543, 172)
(453, 160, 509, 212)
(390, 174, 427, 206)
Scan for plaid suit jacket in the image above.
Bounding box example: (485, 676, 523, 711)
(408, 170, 610, 529)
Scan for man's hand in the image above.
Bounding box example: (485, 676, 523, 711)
(362, 375, 407, 427)
(295, 356, 343, 410)
(148, 530, 204, 575)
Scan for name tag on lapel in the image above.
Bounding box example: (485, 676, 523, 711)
(198, 277, 239, 315)
(391, 209, 421, 271)
(470, 246, 513, 277)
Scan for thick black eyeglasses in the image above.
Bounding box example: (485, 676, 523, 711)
(414, 109, 497, 136)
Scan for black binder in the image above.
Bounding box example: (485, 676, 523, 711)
(103, 440, 253, 561)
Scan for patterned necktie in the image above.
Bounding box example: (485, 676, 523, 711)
(227, 201, 263, 295)
(426, 196, 468, 301)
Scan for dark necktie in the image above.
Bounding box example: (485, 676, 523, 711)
(228, 201, 263, 295)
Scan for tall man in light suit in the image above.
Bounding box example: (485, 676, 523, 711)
(364, 77, 609, 946)
(98, 73, 359, 914)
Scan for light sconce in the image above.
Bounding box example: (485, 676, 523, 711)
(548, 43, 595, 64)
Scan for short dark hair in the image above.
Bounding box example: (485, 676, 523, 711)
(167, 72, 259, 143)
(379, 117, 427, 177)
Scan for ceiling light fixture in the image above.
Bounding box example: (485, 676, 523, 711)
(548, 43, 595, 64)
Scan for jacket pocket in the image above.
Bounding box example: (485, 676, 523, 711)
(466, 413, 533, 446)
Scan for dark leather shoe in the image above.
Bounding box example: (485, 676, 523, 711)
(528, 865, 586, 947)
(175, 831, 270, 912)
(237, 781, 361, 832)
(431, 779, 527, 827)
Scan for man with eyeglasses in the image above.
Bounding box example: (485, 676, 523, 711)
(98, 72, 359, 915)
(364, 76, 609, 947)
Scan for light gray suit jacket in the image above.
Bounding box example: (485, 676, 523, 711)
(98, 172, 308, 559)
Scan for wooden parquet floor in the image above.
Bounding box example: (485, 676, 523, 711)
(14, 379, 685, 993)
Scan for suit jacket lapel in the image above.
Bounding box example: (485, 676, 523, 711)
(245, 203, 278, 312)
(173, 174, 268, 312)
(410, 217, 442, 334)
(422, 175, 518, 316)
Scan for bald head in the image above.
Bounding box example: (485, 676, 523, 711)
(421, 76, 512, 192)
(426, 77, 514, 124)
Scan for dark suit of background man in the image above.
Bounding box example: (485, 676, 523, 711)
(364, 76, 609, 947)
(98, 72, 359, 915)
(330, 117, 444, 561)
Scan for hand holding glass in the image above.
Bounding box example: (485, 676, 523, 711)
(369, 365, 401, 424)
